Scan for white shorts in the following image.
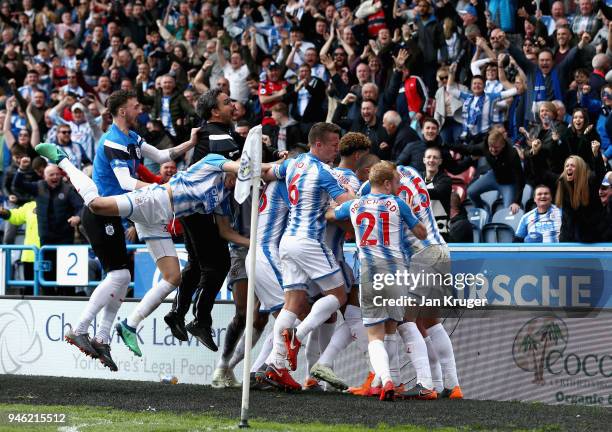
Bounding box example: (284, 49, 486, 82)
(145, 238, 178, 262)
(408, 244, 451, 303)
(360, 257, 408, 327)
(246, 246, 284, 313)
(117, 184, 173, 240)
(279, 235, 344, 292)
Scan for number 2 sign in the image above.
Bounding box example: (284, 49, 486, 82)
(56, 246, 89, 286)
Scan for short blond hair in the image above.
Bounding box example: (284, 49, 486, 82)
(369, 161, 397, 187)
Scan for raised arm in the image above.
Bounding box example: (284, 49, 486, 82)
(141, 127, 200, 163)
(3, 97, 16, 149)
(25, 104, 40, 148)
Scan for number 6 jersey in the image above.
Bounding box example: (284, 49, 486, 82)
(273, 153, 346, 241)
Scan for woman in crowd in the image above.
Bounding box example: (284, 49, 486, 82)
(556, 155, 612, 242)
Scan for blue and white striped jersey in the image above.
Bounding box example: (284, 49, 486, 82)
(325, 167, 361, 260)
(257, 180, 290, 248)
(93, 124, 144, 197)
(516, 205, 562, 243)
(169, 153, 231, 218)
(335, 193, 419, 269)
(396, 165, 446, 253)
(273, 153, 346, 241)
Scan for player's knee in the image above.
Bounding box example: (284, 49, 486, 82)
(166, 273, 181, 287)
(108, 268, 131, 286)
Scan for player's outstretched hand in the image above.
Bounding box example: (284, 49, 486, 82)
(189, 127, 201, 145)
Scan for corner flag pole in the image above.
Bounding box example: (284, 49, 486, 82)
(236, 126, 263, 428)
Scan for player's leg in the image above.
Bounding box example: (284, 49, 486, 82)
(165, 216, 198, 342)
(422, 316, 463, 399)
(117, 238, 180, 357)
(36, 143, 98, 205)
(366, 320, 396, 401)
(228, 306, 268, 372)
(313, 285, 365, 390)
(418, 318, 443, 393)
(265, 289, 305, 390)
(68, 210, 130, 370)
(213, 274, 248, 388)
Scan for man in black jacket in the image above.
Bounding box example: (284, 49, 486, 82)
(333, 97, 386, 158)
(467, 128, 524, 213)
(13, 162, 83, 295)
(165, 88, 242, 352)
(283, 64, 327, 138)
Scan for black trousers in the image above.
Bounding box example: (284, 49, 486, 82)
(172, 212, 230, 328)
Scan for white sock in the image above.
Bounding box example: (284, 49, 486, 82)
(251, 331, 273, 373)
(96, 280, 128, 344)
(228, 327, 263, 370)
(425, 336, 444, 392)
(305, 327, 321, 374)
(384, 333, 400, 385)
(127, 279, 176, 328)
(372, 374, 381, 387)
(59, 158, 99, 206)
(318, 320, 336, 353)
(397, 322, 433, 389)
(75, 269, 130, 335)
(318, 321, 351, 367)
(296, 295, 340, 341)
(345, 305, 368, 353)
(428, 323, 459, 389)
(368, 340, 391, 385)
(272, 308, 297, 368)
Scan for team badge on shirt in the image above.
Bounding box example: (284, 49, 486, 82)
(105, 223, 115, 236)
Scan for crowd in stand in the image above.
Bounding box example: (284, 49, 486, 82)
(1, 0, 612, 294)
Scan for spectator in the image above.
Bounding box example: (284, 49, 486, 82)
(332, 97, 386, 158)
(48, 97, 100, 160)
(447, 63, 517, 148)
(561, 108, 607, 172)
(136, 74, 195, 143)
(515, 185, 562, 243)
(447, 191, 474, 243)
(13, 162, 83, 295)
(467, 128, 525, 214)
(572, 0, 602, 38)
(258, 62, 288, 126)
(267, 102, 301, 153)
(0, 200, 38, 292)
(283, 63, 327, 135)
(556, 155, 611, 242)
(422, 146, 453, 229)
(434, 65, 467, 146)
(381, 110, 420, 162)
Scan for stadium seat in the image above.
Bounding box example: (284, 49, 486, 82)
(481, 223, 516, 243)
(491, 208, 525, 233)
(467, 208, 489, 243)
(480, 191, 500, 214)
(522, 184, 534, 210)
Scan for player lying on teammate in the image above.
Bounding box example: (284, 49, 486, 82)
(328, 161, 426, 400)
(35, 142, 272, 357)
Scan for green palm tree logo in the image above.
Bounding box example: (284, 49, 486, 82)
(512, 317, 568, 385)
